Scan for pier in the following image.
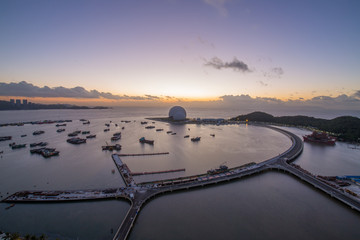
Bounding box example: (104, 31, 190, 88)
(116, 152, 169, 157)
(3, 124, 360, 240)
(3, 188, 132, 202)
(131, 168, 185, 176)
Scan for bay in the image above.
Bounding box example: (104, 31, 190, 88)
(0, 108, 359, 239)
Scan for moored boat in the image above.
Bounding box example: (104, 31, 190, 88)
(191, 137, 201, 142)
(0, 136, 12, 141)
(30, 142, 48, 148)
(30, 147, 59, 158)
(207, 164, 228, 175)
(111, 136, 121, 141)
(68, 130, 81, 137)
(303, 131, 336, 145)
(102, 144, 121, 151)
(86, 134, 96, 139)
(10, 143, 26, 149)
(67, 137, 87, 144)
(139, 137, 154, 145)
(33, 130, 45, 135)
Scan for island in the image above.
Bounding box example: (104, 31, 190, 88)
(231, 111, 360, 142)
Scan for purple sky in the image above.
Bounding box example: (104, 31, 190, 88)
(0, 0, 359, 113)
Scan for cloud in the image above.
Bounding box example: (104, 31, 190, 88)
(197, 36, 215, 49)
(272, 67, 284, 76)
(145, 94, 160, 100)
(203, 0, 229, 16)
(0, 81, 162, 101)
(204, 57, 251, 72)
(262, 67, 284, 79)
(352, 90, 360, 99)
(218, 93, 360, 114)
(258, 81, 268, 87)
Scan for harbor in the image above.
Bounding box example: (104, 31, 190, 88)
(1, 109, 360, 240)
(3, 124, 360, 240)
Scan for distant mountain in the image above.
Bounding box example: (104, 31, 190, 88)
(0, 100, 109, 110)
(231, 111, 360, 142)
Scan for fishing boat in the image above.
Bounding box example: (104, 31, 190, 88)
(207, 164, 228, 175)
(11, 143, 26, 149)
(5, 204, 15, 210)
(139, 137, 154, 145)
(30, 142, 48, 148)
(33, 130, 45, 135)
(0, 136, 12, 141)
(86, 134, 96, 139)
(31, 147, 59, 158)
(111, 136, 121, 141)
(102, 144, 122, 151)
(67, 137, 86, 144)
(191, 137, 201, 142)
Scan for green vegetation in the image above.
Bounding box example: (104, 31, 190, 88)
(231, 111, 360, 142)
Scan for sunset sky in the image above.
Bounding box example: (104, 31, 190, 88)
(0, 0, 359, 113)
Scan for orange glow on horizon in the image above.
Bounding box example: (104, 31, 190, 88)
(0, 96, 222, 106)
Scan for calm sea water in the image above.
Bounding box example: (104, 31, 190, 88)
(0, 108, 359, 239)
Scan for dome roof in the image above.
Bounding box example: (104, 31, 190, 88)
(169, 106, 186, 121)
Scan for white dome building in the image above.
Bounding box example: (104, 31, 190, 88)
(169, 106, 186, 121)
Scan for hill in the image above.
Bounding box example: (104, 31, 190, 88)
(231, 111, 360, 142)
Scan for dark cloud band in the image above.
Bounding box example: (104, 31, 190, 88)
(0, 81, 156, 100)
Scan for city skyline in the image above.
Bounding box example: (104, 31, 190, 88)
(1, 0, 360, 113)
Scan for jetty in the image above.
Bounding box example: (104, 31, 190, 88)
(131, 168, 185, 176)
(3, 188, 131, 202)
(116, 152, 169, 157)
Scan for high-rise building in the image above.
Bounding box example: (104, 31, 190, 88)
(15, 99, 21, 105)
(23, 99, 28, 105)
(10, 99, 15, 104)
